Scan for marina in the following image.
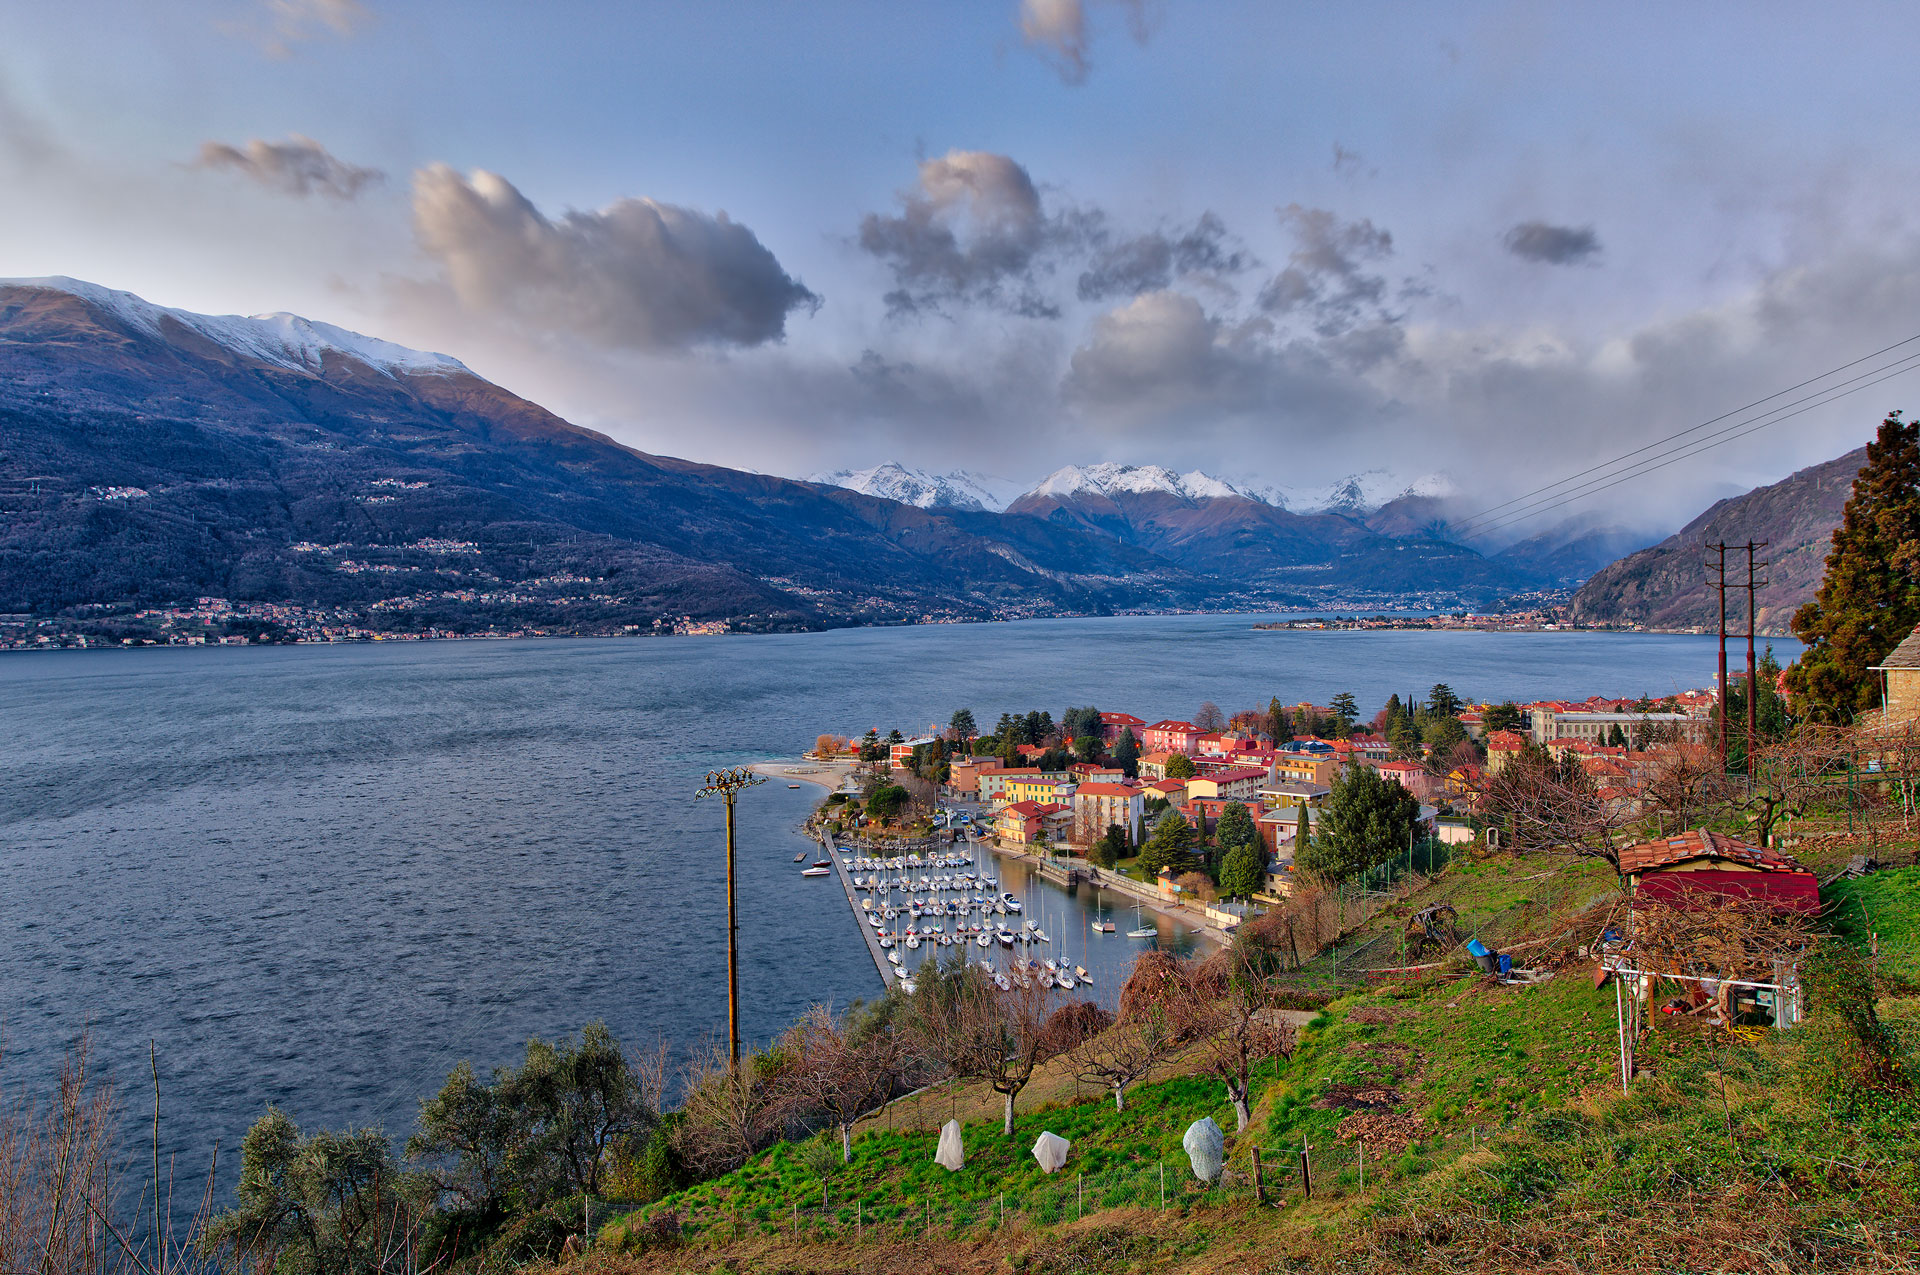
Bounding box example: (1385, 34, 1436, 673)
(810, 820, 1207, 1006)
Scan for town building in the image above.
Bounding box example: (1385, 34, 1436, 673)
(1072, 782, 1145, 846)
(1143, 720, 1203, 754)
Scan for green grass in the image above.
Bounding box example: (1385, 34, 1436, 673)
(1824, 865, 1920, 985)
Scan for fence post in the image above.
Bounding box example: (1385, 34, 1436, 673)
(1300, 1142, 1313, 1200)
(1251, 1146, 1266, 1205)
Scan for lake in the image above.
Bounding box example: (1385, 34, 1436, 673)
(0, 616, 1786, 1205)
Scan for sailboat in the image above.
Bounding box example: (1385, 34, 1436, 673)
(1126, 903, 1156, 939)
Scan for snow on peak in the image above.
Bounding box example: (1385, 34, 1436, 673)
(1259, 469, 1460, 514)
(1, 276, 471, 378)
(810, 463, 1017, 512)
(1027, 463, 1254, 503)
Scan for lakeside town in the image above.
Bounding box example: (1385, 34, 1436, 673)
(800, 681, 1729, 933)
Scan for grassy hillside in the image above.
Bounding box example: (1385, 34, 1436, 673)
(587, 850, 1920, 1273)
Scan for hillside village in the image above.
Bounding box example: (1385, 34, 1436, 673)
(823, 684, 1725, 913)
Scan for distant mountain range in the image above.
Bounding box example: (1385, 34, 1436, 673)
(1568, 447, 1864, 634)
(0, 276, 1678, 635)
(806, 459, 1462, 518)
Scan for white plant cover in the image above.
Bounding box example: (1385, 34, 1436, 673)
(1183, 1116, 1225, 1182)
(1031, 1130, 1071, 1174)
(935, 1119, 965, 1171)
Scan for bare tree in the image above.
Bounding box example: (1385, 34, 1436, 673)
(1641, 743, 1730, 836)
(1177, 950, 1297, 1131)
(1066, 1004, 1171, 1111)
(910, 970, 1074, 1136)
(1195, 701, 1226, 733)
(1479, 742, 1638, 868)
(776, 1004, 913, 1163)
(671, 1037, 787, 1179)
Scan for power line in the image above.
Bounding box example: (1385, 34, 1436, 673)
(1458, 351, 1920, 540)
(1449, 332, 1920, 539)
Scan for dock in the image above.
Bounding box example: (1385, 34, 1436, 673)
(819, 827, 894, 989)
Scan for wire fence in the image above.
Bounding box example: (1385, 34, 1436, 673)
(664, 1138, 1404, 1243)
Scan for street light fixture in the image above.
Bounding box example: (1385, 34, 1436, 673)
(697, 766, 766, 1068)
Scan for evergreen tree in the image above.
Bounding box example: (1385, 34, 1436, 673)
(1138, 809, 1199, 877)
(949, 708, 977, 743)
(1789, 411, 1920, 718)
(1089, 824, 1126, 868)
(1213, 800, 1258, 856)
(1164, 753, 1197, 780)
(1296, 762, 1421, 882)
(1422, 714, 1468, 755)
(1427, 683, 1464, 718)
(1267, 696, 1291, 742)
(1483, 702, 1523, 733)
(1112, 727, 1141, 778)
(1218, 842, 1265, 899)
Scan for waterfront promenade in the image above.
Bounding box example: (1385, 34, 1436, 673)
(818, 826, 893, 989)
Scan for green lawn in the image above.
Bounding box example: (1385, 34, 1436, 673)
(1824, 865, 1920, 985)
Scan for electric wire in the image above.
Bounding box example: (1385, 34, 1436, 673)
(1449, 330, 1920, 537)
(1462, 352, 1920, 540)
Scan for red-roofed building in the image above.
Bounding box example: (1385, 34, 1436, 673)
(995, 800, 1069, 846)
(1485, 729, 1529, 774)
(1184, 766, 1267, 802)
(1072, 781, 1145, 845)
(1373, 759, 1439, 800)
(1144, 720, 1202, 754)
(1621, 829, 1819, 914)
(1099, 712, 1146, 745)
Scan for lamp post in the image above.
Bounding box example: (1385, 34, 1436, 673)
(697, 766, 765, 1068)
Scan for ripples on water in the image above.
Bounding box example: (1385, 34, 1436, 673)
(0, 617, 1767, 1207)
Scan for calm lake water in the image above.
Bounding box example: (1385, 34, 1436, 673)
(0, 616, 1791, 1206)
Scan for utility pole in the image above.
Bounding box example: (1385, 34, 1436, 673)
(1707, 542, 1730, 766)
(1744, 542, 1769, 782)
(702, 768, 768, 1067)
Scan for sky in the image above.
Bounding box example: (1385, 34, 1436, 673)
(4, 1, 1919, 538)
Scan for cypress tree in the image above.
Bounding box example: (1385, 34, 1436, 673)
(1789, 412, 1920, 718)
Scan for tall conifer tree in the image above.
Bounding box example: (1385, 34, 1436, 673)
(1789, 412, 1920, 718)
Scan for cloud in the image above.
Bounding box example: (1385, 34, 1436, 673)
(409, 165, 819, 351)
(1018, 0, 1154, 85)
(858, 149, 1065, 317)
(1258, 204, 1396, 334)
(1062, 289, 1384, 427)
(1075, 212, 1253, 301)
(1502, 220, 1603, 265)
(195, 135, 383, 199)
(232, 0, 371, 57)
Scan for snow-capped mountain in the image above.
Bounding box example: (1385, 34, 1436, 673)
(1255, 469, 1460, 514)
(1024, 463, 1257, 504)
(1013, 462, 1456, 516)
(0, 276, 470, 378)
(810, 463, 1017, 512)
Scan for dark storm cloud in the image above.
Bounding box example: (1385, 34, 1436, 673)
(1075, 212, 1253, 301)
(1502, 220, 1602, 265)
(1257, 204, 1396, 334)
(196, 135, 383, 199)
(858, 150, 1066, 317)
(410, 164, 820, 351)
